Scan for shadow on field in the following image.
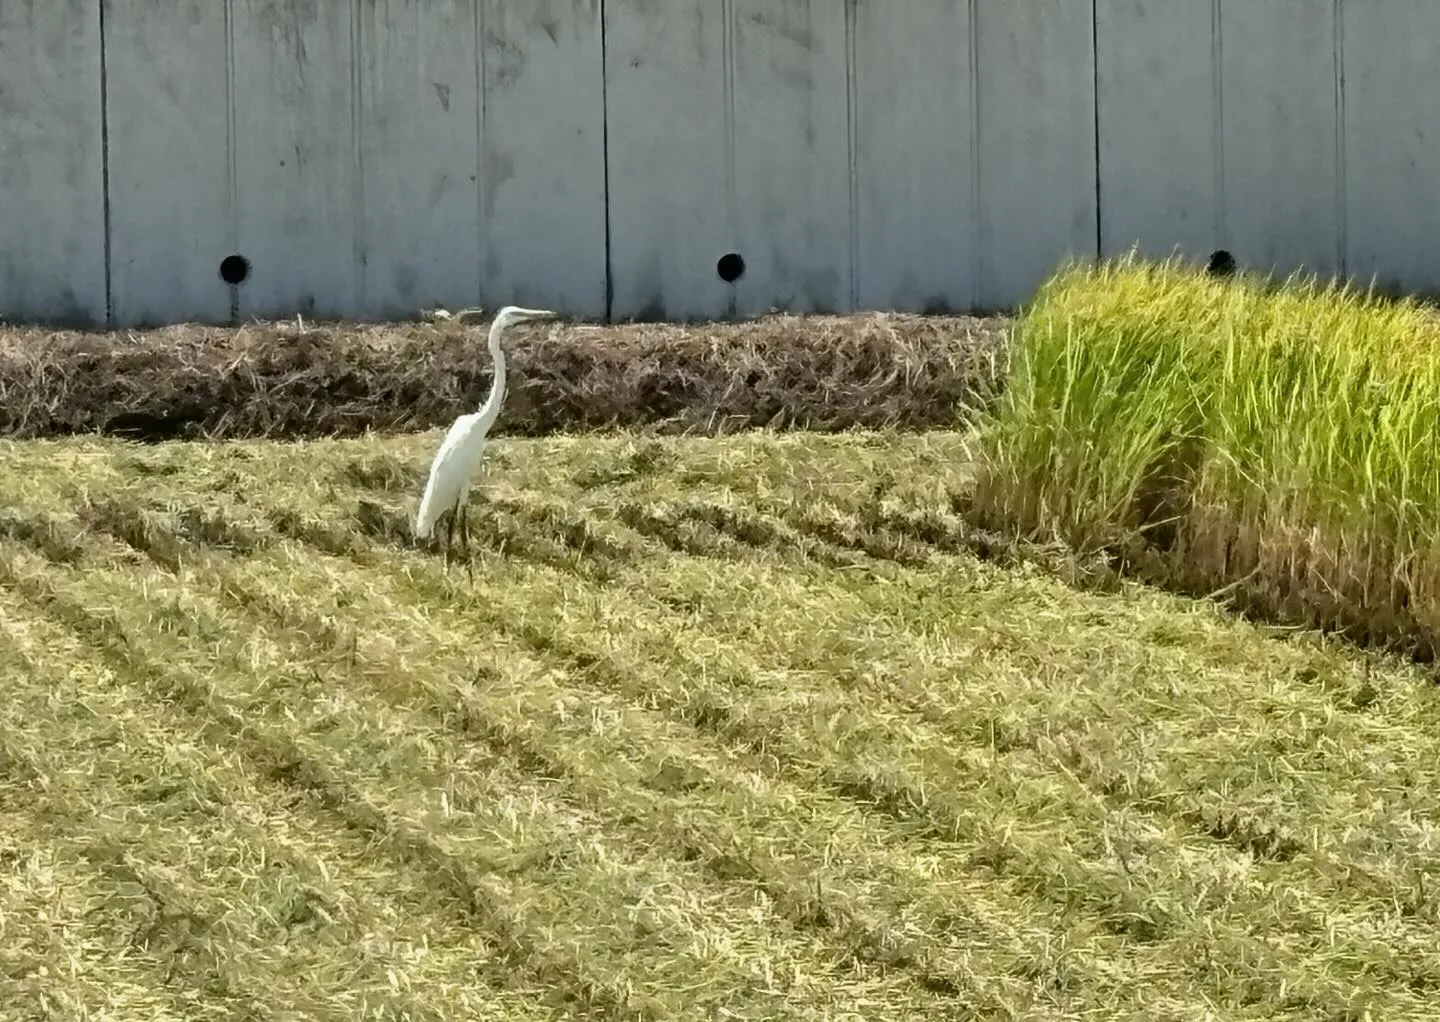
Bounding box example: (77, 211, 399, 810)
(346, 496, 641, 582)
(340, 456, 428, 494)
(76, 499, 265, 568)
(0, 509, 89, 564)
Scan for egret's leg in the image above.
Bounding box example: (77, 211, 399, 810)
(460, 503, 474, 582)
(443, 509, 455, 568)
(456, 483, 473, 575)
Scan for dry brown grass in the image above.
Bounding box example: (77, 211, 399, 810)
(1, 429, 1438, 1020)
(0, 311, 1005, 442)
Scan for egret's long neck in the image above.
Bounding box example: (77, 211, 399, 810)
(476, 329, 507, 423)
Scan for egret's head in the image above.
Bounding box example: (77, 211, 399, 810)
(493, 305, 558, 329)
(486, 305, 558, 355)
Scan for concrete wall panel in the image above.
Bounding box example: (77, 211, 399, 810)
(851, 1, 976, 312)
(1342, 0, 1440, 295)
(603, 2, 727, 320)
(353, 0, 483, 319)
(605, 0, 852, 320)
(976, 0, 1098, 308)
(1220, 1, 1342, 280)
(107, 0, 604, 324)
(229, 0, 359, 320)
(105, 0, 233, 326)
(0, 0, 106, 325)
(1097, 0, 1219, 261)
(470, 0, 606, 317)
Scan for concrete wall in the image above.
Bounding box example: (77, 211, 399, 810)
(101, 0, 605, 326)
(0, 0, 1437, 327)
(1096, 0, 1344, 279)
(0, 1, 107, 324)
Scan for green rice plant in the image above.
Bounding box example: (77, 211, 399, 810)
(970, 250, 1440, 657)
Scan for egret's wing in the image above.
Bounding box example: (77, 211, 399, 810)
(414, 416, 476, 536)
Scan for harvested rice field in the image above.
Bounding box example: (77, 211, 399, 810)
(1, 429, 1437, 1021)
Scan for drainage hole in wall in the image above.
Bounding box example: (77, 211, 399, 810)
(716, 252, 746, 284)
(1205, 249, 1236, 278)
(219, 254, 252, 286)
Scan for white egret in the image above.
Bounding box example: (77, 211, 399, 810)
(413, 304, 557, 568)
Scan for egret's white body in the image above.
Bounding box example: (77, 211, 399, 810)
(414, 305, 556, 563)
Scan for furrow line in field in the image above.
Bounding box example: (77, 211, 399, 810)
(100, 521, 1030, 1014)
(415, 555, 1440, 1009)
(0, 600, 461, 1021)
(0, 551, 679, 1020)
(0, 561, 601, 1019)
(2, 543, 894, 1020)
(205, 559, 1047, 1010)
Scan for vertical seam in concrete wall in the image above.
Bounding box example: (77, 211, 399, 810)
(224, 0, 240, 323)
(721, 0, 738, 319)
(599, 0, 614, 323)
(473, 0, 487, 305)
(843, 0, 859, 311)
(1333, 0, 1348, 279)
(350, 1, 365, 312)
(1212, 0, 1226, 248)
(1090, 0, 1103, 259)
(98, 0, 114, 326)
(966, 0, 981, 309)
